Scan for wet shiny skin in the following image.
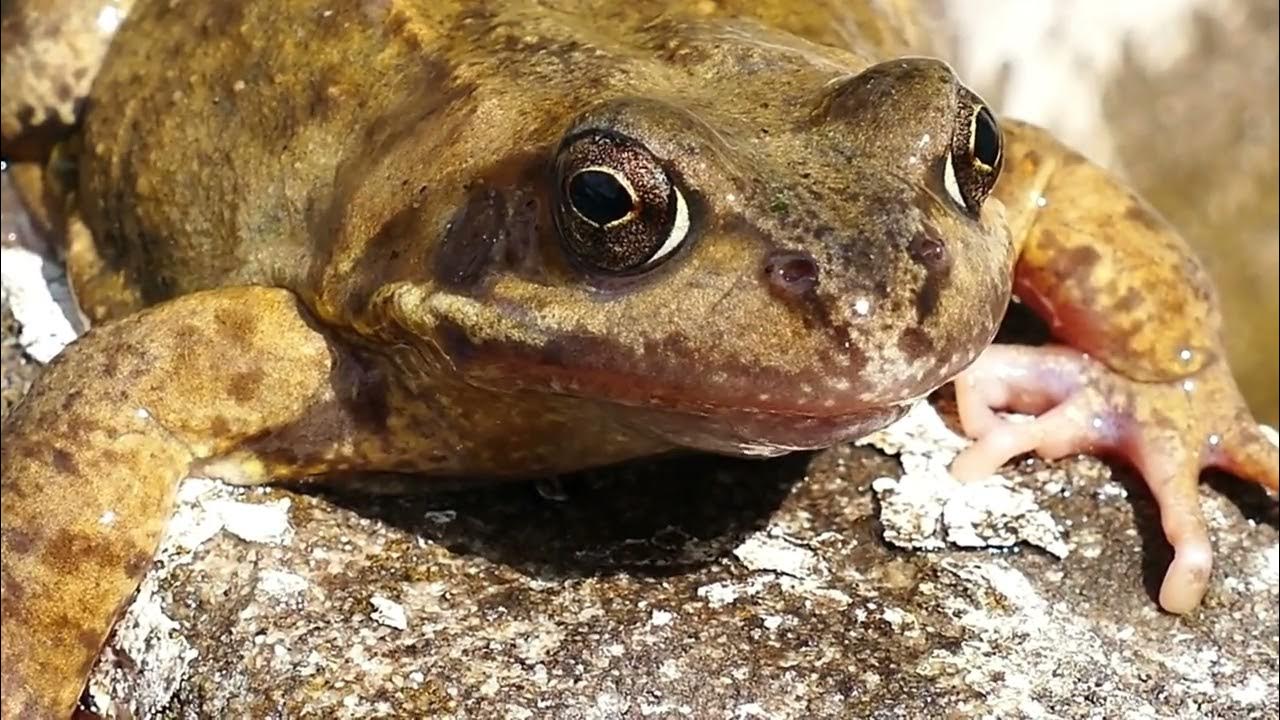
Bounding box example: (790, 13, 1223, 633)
(1, 1, 1276, 717)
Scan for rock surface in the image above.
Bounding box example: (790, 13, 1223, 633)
(81, 433, 1280, 719)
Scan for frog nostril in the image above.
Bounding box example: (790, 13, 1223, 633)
(764, 250, 819, 298)
(907, 232, 949, 271)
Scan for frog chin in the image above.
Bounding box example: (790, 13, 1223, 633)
(618, 400, 916, 457)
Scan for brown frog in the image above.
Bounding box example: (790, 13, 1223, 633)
(1, 1, 1276, 717)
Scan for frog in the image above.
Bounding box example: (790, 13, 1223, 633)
(2, 0, 1276, 717)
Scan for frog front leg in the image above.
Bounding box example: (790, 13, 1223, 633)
(949, 120, 1278, 614)
(0, 287, 383, 719)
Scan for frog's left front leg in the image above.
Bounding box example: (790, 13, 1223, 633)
(950, 120, 1277, 614)
(0, 287, 410, 719)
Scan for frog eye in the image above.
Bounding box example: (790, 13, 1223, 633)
(944, 98, 1003, 215)
(554, 131, 691, 274)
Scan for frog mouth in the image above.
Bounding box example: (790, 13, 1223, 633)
(429, 319, 934, 456)
(612, 400, 916, 457)
(451, 347, 920, 456)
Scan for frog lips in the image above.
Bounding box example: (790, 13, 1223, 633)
(617, 401, 915, 456)
(432, 321, 930, 451)
(455, 351, 917, 453)
(573, 372, 920, 452)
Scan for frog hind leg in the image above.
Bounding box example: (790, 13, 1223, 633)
(949, 120, 1277, 614)
(62, 208, 148, 323)
(1, 287, 358, 719)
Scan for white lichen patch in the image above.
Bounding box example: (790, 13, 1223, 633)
(732, 528, 828, 579)
(931, 554, 1277, 717)
(369, 595, 409, 631)
(733, 702, 779, 719)
(648, 609, 674, 626)
(85, 569, 198, 718)
(82, 479, 225, 715)
(639, 701, 694, 716)
(923, 559, 1162, 719)
(87, 478, 296, 716)
(258, 570, 311, 599)
(207, 496, 294, 545)
(695, 575, 774, 608)
(0, 244, 82, 362)
(714, 527, 858, 608)
(164, 479, 239, 550)
(1261, 545, 1280, 588)
(775, 576, 852, 608)
(1226, 675, 1275, 706)
(858, 402, 1068, 558)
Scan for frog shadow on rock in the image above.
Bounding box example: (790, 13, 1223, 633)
(310, 388, 1277, 592)
(313, 451, 817, 578)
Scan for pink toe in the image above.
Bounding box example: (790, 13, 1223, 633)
(1159, 540, 1213, 614)
(951, 419, 1043, 482)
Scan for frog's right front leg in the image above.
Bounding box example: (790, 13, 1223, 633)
(948, 121, 1277, 614)
(0, 287, 378, 719)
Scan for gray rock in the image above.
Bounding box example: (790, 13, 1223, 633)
(85, 434, 1278, 719)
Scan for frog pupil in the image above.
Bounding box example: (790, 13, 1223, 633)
(569, 170, 634, 226)
(973, 107, 1000, 168)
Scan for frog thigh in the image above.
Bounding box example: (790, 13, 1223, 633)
(0, 286, 356, 719)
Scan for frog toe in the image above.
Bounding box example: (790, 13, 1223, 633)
(951, 404, 1082, 482)
(1212, 421, 1279, 494)
(951, 343, 1107, 481)
(1136, 448, 1213, 609)
(1129, 436, 1215, 613)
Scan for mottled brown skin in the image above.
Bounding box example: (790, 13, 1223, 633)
(0, 1, 1275, 717)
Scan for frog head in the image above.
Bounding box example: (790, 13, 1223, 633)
(334, 25, 1014, 456)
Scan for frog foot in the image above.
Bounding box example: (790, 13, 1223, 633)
(948, 343, 1278, 614)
